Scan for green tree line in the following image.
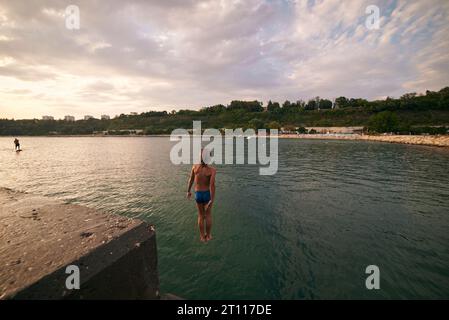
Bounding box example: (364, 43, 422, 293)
(1, 87, 448, 136)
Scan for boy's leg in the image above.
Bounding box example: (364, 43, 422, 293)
(196, 203, 206, 242)
(205, 206, 212, 241)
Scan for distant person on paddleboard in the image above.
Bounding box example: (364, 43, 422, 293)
(14, 138, 20, 151)
(187, 149, 216, 242)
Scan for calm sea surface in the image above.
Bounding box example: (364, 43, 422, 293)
(1, 137, 449, 299)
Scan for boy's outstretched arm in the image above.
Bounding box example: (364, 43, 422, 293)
(187, 166, 195, 199)
(206, 168, 216, 210)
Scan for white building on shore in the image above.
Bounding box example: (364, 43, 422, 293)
(42, 115, 54, 120)
(305, 126, 364, 134)
(64, 115, 75, 122)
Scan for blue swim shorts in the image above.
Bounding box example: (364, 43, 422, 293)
(195, 191, 211, 204)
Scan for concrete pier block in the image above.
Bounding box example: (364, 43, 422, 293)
(0, 188, 159, 299)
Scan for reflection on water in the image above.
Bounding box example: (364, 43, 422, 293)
(1, 137, 449, 299)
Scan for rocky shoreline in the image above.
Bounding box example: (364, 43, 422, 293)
(279, 134, 449, 147)
(3, 133, 449, 148)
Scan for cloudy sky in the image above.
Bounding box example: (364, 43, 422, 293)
(0, 0, 448, 119)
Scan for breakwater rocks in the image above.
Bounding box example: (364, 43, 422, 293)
(359, 134, 449, 147)
(279, 134, 449, 147)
